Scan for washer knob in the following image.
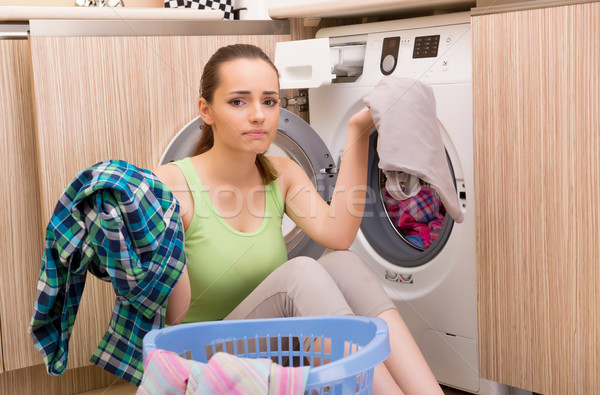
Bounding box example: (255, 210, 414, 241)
(381, 54, 396, 74)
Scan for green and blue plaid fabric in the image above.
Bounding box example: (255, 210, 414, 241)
(29, 160, 186, 386)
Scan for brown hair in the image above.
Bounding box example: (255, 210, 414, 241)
(195, 44, 279, 185)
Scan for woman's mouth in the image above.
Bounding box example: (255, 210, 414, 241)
(243, 130, 267, 137)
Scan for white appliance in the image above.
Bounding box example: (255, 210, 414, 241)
(275, 12, 508, 395)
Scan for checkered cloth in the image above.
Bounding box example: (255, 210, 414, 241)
(164, 0, 234, 20)
(29, 160, 186, 386)
(384, 186, 446, 248)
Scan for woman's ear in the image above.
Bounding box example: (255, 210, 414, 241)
(198, 98, 214, 125)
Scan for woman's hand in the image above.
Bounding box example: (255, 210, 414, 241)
(349, 107, 374, 134)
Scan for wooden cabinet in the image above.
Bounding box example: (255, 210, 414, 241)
(472, 2, 600, 394)
(0, 38, 44, 372)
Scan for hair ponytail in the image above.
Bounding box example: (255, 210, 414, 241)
(194, 124, 214, 156)
(255, 153, 276, 184)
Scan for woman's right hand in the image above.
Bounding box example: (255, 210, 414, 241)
(348, 106, 374, 134)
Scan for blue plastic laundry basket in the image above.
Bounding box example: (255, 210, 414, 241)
(143, 316, 390, 394)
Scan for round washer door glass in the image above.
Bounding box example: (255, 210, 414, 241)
(361, 130, 457, 268)
(159, 108, 335, 260)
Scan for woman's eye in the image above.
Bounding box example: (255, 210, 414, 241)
(264, 98, 278, 106)
(229, 99, 244, 106)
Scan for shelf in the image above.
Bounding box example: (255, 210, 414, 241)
(268, 0, 475, 20)
(0, 6, 223, 22)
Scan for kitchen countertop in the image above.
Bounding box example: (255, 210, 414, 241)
(0, 6, 224, 22)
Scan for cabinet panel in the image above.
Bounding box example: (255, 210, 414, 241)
(0, 364, 125, 395)
(473, 3, 600, 394)
(29, 33, 289, 370)
(0, 39, 45, 371)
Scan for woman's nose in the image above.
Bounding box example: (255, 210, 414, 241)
(249, 102, 265, 122)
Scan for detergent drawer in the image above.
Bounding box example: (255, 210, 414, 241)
(275, 37, 366, 89)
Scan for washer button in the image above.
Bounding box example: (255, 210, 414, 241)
(381, 54, 396, 73)
(445, 35, 453, 46)
(441, 58, 449, 71)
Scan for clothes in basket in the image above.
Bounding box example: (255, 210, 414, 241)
(142, 316, 391, 395)
(138, 349, 309, 394)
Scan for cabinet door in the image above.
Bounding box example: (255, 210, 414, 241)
(28, 33, 289, 370)
(0, 38, 45, 371)
(473, 3, 600, 394)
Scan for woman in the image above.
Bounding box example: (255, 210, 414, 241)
(153, 44, 442, 395)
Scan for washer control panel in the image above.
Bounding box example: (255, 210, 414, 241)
(379, 33, 444, 76)
(365, 22, 471, 85)
(412, 35, 440, 58)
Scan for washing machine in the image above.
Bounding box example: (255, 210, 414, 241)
(274, 12, 508, 395)
(159, 11, 508, 394)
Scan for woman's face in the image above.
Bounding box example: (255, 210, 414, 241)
(200, 58, 280, 156)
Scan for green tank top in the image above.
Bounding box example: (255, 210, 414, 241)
(171, 157, 288, 323)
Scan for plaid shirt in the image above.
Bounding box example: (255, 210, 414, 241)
(29, 160, 186, 386)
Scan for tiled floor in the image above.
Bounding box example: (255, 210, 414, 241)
(78, 382, 472, 394)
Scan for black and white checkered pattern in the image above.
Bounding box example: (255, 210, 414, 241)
(164, 0, 187, 8)
(164, 0, 234, 20)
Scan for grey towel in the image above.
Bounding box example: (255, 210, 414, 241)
(363, 77, 464, 223)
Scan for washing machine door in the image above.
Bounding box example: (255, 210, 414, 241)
(360, 128, 457, 268)
(159, 108, 336, 260)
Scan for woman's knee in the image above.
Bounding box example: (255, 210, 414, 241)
(277, 256, 337, 290)
(275, 256, 353, 316)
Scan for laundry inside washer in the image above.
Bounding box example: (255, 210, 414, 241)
(362, 130, 455, 265)
(383, 183, 447, 250)
(382, 171, 451, 251)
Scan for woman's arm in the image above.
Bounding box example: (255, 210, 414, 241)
(282, 107, 374, 250)
(165, 266, 191, 325)
(153, 164, 192, 325)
